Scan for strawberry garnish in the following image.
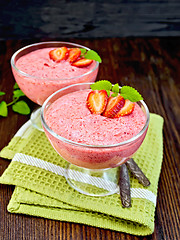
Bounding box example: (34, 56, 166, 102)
(114, 99, 135, 117)
(68, 48, 81, 63)
(49, 47, 69, 62)
(103, 95, 125, 118)
(72, 58, 93, 67)
(87, 90, 108, 114)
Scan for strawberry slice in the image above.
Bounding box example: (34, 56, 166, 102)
(68, 48, 81, 63)
(103, 95, 125, 118)
(72, 58, 93, 67)
(49, 47, 69, 62)
(87, 90, 108, 114)
(114, 99, 135, 117)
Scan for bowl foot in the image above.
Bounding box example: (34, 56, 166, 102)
(30, 107, 44, 132)
(64, 163, 119, 196)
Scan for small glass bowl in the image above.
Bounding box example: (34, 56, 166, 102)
(11, 41, 99, 106)
(41, 82, 150, 196)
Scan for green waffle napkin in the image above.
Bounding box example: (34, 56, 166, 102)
(0, 113, 163, 236)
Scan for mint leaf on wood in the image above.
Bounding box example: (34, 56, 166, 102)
(0, 83, 31, 117)
(13, 89, 25, 99)
(13, 82, 19, 90)
(0, 101, 8, 117)
(12, 101, 31, 115)
(0, 91, 5, 96)
(120, 86, 143, 102)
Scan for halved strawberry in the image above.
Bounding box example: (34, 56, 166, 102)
(114, 99, 135, 117)
(68, 48, 81, 63)
(49, 47, 69, 62)
(72, 58, 93, 67)
(87, 90, 108, 114)
(103, 95, 125, 118)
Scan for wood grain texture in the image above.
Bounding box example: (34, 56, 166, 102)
(1, 0, 180, 39)
(0, 38, 179, 240)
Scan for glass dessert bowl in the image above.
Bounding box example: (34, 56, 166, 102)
(41, 82, 150, 196)
(11, 41, 99, 130)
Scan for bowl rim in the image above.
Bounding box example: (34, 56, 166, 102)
(41, 82, 150, 148)
(10, 41, 99, 81)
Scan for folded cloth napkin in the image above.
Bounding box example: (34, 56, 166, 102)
(0, 113, 163, 236)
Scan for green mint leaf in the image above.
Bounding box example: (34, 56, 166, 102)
(0, 91, 5, 96)
(111, 92, 118, 97)
(13, 82, 20, 89)
(12, 100, 30, 115)
(120, 86, 143, 102)
(13, 89, 25, 99)
(112, 83, 120, 93)
(91, 80, 112, 91)
(84, 50, 102, 63)
(106, 90, 110, 97)
(80, 48, 102, 63)
(0, 101, 8, 117)
(79, 48, 87, 54)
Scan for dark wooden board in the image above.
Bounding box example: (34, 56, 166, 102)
(1, 1, 180, 39)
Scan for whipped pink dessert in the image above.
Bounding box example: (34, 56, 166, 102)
(12, 47, 98, 105)
(44, 89, 148, 169)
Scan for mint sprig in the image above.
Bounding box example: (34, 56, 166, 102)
(90, 80, 143, 102)
(111, 83, 120, 97)
(12, 100, 30, 115)
(0, 91, 5, 96)
(0, 101, 8, 117)
(80, 49, 102, 63)
(90, 80, 112, 96)
(13, 89, 25, 99)
(120, 86, 143, 102)
(0, 83, 31, 117)
(13, 82, 19, 90)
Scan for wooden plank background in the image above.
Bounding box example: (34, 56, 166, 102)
(0, 0, 180, 40)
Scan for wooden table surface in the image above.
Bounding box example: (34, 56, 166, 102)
(0, 38, 179, 240)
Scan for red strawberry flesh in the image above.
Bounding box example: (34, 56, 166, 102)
(87, 90, 108, 114)
(103, 95, 125, 118)
(72, 58, 93, 67)
(68, 48, 81, 63)
(49, 47, 69, 62)
(114, 99, 135, 117)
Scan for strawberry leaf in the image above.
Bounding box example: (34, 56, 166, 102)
(120, 86, 143, 102)
(12, 101, 30, 115)
(0, 101, 8, 117)
(0, 91, 5, 96)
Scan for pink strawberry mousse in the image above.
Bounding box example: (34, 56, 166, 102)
(12, 48, 98, 105)
(44, 89, 148, 169)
